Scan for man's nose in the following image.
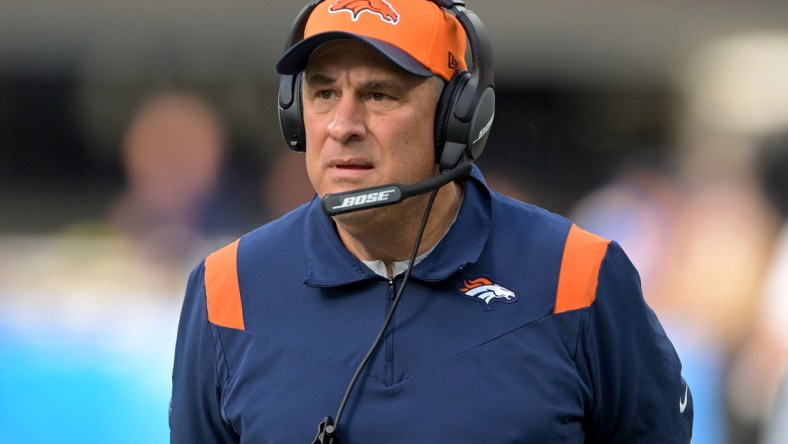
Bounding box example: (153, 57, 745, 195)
(326, 95, 366, 144)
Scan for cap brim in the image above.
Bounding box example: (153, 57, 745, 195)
(276, 32, 432, 78)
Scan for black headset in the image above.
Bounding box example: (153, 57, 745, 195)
(277, 0, 495, 172)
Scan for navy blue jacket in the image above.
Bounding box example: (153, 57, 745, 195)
(170, 167, 693, 443)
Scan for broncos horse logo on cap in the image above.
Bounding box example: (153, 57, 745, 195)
(328, 0, 400, 25)
(458, 276, 519, 310)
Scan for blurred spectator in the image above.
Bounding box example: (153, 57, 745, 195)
(676, 33, 788, 444)
(668, 32, 788, 444)
(47, 90, 252, 293)
(108, 91, 233, 266)
(0, 90, 249, 444)
(570, 32, 788, 444)
(733, 130, 788, 444)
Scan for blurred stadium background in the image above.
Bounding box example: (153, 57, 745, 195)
(2, 1, 788, 442)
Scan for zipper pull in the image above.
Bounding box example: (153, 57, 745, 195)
(387, 276, 397, 300)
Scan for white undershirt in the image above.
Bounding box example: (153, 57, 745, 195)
(360, 191, 463, 279)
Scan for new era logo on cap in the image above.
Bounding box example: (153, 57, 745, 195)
(448, 52, 459, 70)
(328, 0, 400, 25)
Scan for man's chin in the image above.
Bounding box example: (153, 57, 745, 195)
(330, 205, 380, 226)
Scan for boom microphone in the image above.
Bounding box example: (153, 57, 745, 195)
(321, 161, 473, 216)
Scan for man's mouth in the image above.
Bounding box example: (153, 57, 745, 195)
(336, 164, 372, 170)
(332, 160, 373, 170)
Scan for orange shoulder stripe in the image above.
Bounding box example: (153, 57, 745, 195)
(204, 238, 245, 330)
(553, 224, 610, 314)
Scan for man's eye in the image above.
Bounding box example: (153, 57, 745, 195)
(318, 90, 335, 100)
(371, 92, 388, 101)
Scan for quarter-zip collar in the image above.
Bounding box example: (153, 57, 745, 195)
(303, 165, 492, 287)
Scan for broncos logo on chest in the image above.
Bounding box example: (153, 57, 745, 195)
(458, 276, 519, 310)
(328, 0, 400, 25)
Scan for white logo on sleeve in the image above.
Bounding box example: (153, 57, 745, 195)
(679, 384, 689, 413)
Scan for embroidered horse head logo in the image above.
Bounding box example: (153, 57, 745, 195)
(458, 276, 518, 311)
(328, 0, 400, 25)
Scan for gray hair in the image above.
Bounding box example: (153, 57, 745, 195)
(430, 76, 445, 103)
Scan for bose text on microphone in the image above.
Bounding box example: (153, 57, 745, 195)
(321, 161, 473, 216)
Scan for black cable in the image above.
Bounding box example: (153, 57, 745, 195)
(314, 188, 441, 443)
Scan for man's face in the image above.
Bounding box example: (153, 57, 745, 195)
(302, 40, 440, 202)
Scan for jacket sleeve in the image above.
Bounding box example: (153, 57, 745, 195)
(170, 262, 239, 443)
(578, 241, 693, 443)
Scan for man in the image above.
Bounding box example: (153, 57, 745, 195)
(170, 1, 694, 442)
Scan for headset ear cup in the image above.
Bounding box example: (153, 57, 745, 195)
(434, 72, 468, 164)
(278, 73, 307, 152)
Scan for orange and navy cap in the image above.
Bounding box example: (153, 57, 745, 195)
(276, 0, 468, 82)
